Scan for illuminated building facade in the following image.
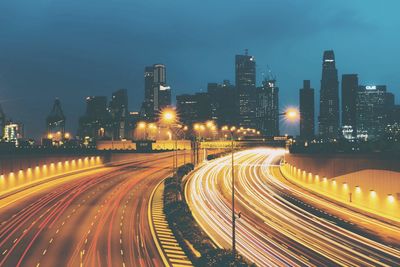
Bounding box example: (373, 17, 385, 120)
(3, 122, 23, 146)
(256, 79, 279, 136)
(356, 85, 391, 140)
(0, 104, 5, 138)
(140, 64, 171, 120)
(235, 51, 257, 128)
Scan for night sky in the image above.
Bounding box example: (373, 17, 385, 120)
(0, 0, 399, 139)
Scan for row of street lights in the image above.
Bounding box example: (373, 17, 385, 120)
(141, 107, 300, 263)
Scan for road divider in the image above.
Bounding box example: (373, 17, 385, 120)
(163, 163, 254, 266)
(148, 173, 193, 267)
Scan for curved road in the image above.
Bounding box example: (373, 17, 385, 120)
(0, 153, 176, 267)
(186, 148, 400, 266)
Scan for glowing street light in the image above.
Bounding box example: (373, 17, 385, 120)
(281, 108, 299, 121)
(160, 108, 178, 176)
(138, 121, 146, 129)
(161, 108, 176, 124)
(206, 120, 215, 129)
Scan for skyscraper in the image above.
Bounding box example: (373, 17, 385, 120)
(46, 98, 66, 140)
(341, 74, 358, 136)
(299, 80, 315, 140)
(78, 96, 112, 140)
(207, 80, 237, 126)
(3, 122, 23, 147)
(319, 50, 339, 140)
(256, 79, 279, 136)
(158, 85, 171, 111)
(235, 51, 257, 128)
(109, 89, 128, 139)
(356, 85, 390, 140)
(140, 64, 170, 120)
(235, 50, 256, 89)
(176, 93, 211, 126)
(0, 104, 5, 138)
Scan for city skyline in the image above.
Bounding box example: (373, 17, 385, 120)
(1, 1, 400, 138)
(0, 2, 399, 266)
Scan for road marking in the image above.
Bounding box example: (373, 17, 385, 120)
(149, 179, 193, 267)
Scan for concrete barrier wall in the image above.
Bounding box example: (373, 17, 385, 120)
(0, 155, 104, 196)
(285, 153, 400, 178)
(152, 140, 191, 151)
(281, 162, 400, 221)
(97, 140, 137, 150)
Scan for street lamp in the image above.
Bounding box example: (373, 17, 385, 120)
(230, 126, 236, 262)
(280, 107, 299, 121)
(138, 121, 147, 140)
(160, 108, 178, 176)
(279, 108, 300, 162)
(220, 125, 238, 261)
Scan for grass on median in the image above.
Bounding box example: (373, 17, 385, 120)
(163, 162, 256, 267)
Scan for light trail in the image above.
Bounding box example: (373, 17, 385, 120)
(0, 153, 175, 267)
(186, 148, 400, 267)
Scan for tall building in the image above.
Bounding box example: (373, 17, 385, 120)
(319, 50, 339, 140)
(0, 104, 5, 138)
(299, 80, 315, 140)
(141, 66, 155, 120)
(176, 93, 211, 126)
(158, 85, 171, 111)
(3, 121, 23, 147)
(356, 85, 391, 140)
(341, 74, 358, 139)
(207, 80, 237, 126)
(46, 98, 66, 138)
(235, 50, 256, 89)
(78, 96, 112, 140)
(235, 51, 257, 128)
(140, 64, 170, 120)
(341, 74, 358, 128)
(109, 89, 128, 140)
(256, 79, 279, 136)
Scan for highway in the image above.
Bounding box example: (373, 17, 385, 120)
(186, 148, 400, 267)
(0, 152, 179, 267)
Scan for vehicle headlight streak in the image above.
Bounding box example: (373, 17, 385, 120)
(186, 148, 400, 267)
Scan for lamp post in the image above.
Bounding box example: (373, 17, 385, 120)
(278, 108, 300, 164)
(161, 109, 177, 176)
(138, 121, 147, 140)
(221, 125, 237, 261)
(230, 127, 236, 261)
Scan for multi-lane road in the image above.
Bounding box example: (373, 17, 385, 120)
(0, 153, 179, 267)
(186, 148, 400, 266)
(2, 148, 399, 267)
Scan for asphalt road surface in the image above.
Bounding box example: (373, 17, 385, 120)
(0, 152, 179, 267)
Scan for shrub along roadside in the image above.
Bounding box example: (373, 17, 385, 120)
(163, 163, 256, 267)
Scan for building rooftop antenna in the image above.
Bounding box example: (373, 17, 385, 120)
(245, 49, 248, 56)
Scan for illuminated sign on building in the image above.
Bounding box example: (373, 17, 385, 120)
(365, 85, 377, 90)
(159, 85, 171, 91)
